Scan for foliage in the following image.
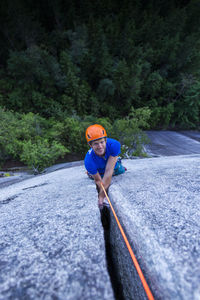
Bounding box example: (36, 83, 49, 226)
(1, 1, 200, 174)
(111, 107, 151, 157)
(172, 77, 200, 129)
(0, 108, 69, 172)
(0, 107, 151, 170)
(0, 107, 21, 163)
(20, 139, 68, 173)
(2, 46, 65, 116)
(0, 0, 200, 129)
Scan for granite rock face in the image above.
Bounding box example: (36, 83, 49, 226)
(0, 166, 114, 300)
(1, 130, 200, 300)
(145, 131, 200, 156)
(108, 154, 200, 300)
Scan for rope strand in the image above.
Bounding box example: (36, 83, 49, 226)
(100, 183, 154, 300)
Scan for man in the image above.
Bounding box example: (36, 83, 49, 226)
(84, 124, 126, 209)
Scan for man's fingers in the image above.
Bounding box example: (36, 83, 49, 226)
(98, 196, 104, 209)
(98, 203, 104, 210)
(98, 200, 104, 210)
(98, 196, 108, 210)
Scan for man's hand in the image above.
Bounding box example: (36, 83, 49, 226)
(92, 156, 118, 208)
(98, 194, 105, 210)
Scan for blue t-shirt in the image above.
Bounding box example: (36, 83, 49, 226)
(84, 138, 121, 175)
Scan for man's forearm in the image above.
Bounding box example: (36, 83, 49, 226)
(102, 174, 112, 190)
(94, 177, 108, 200)
(92, 155, 118, 201)
(102, 155, 118, 191)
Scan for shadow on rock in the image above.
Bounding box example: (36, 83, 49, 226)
(100, 206, 125, 300)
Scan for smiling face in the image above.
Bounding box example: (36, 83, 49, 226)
(90, 138, 107, 156)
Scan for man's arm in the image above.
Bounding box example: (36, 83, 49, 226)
(102, 155, 118, 190)
(92, 156, 118, 207)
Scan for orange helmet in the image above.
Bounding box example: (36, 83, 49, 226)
(86, 124, 107, 143)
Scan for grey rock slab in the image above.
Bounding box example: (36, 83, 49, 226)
(0, 166, 114, 300)
(0, 161, 84, 189)
(145, 131, 200, 156)
(109, 155, 200, 300)
(179, 131, 200, 143)
(44, 160, 84, 174)
(0, 173, 34, 189)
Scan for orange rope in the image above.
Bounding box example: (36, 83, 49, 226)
(100, 183, 154, 300)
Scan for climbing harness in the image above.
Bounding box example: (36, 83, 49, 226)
(100, 182, 154, 300)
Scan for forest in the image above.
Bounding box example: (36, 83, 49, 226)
(0, 0, 199, 172)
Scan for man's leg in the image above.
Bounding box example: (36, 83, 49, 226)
(113, 157, 127, 176)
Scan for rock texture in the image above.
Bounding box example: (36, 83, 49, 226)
(145, 131, 200, 156)
(108, 154, 200, 300)
(1, 130, 200, 300)
(0, 166, 114, 300)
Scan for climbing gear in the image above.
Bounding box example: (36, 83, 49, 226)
(100, 182, 154, 300)
(86, 124, 107, 143)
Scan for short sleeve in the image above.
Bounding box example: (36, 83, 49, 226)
(109, 139, 121, 156)
(84, 151, 98, 175)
